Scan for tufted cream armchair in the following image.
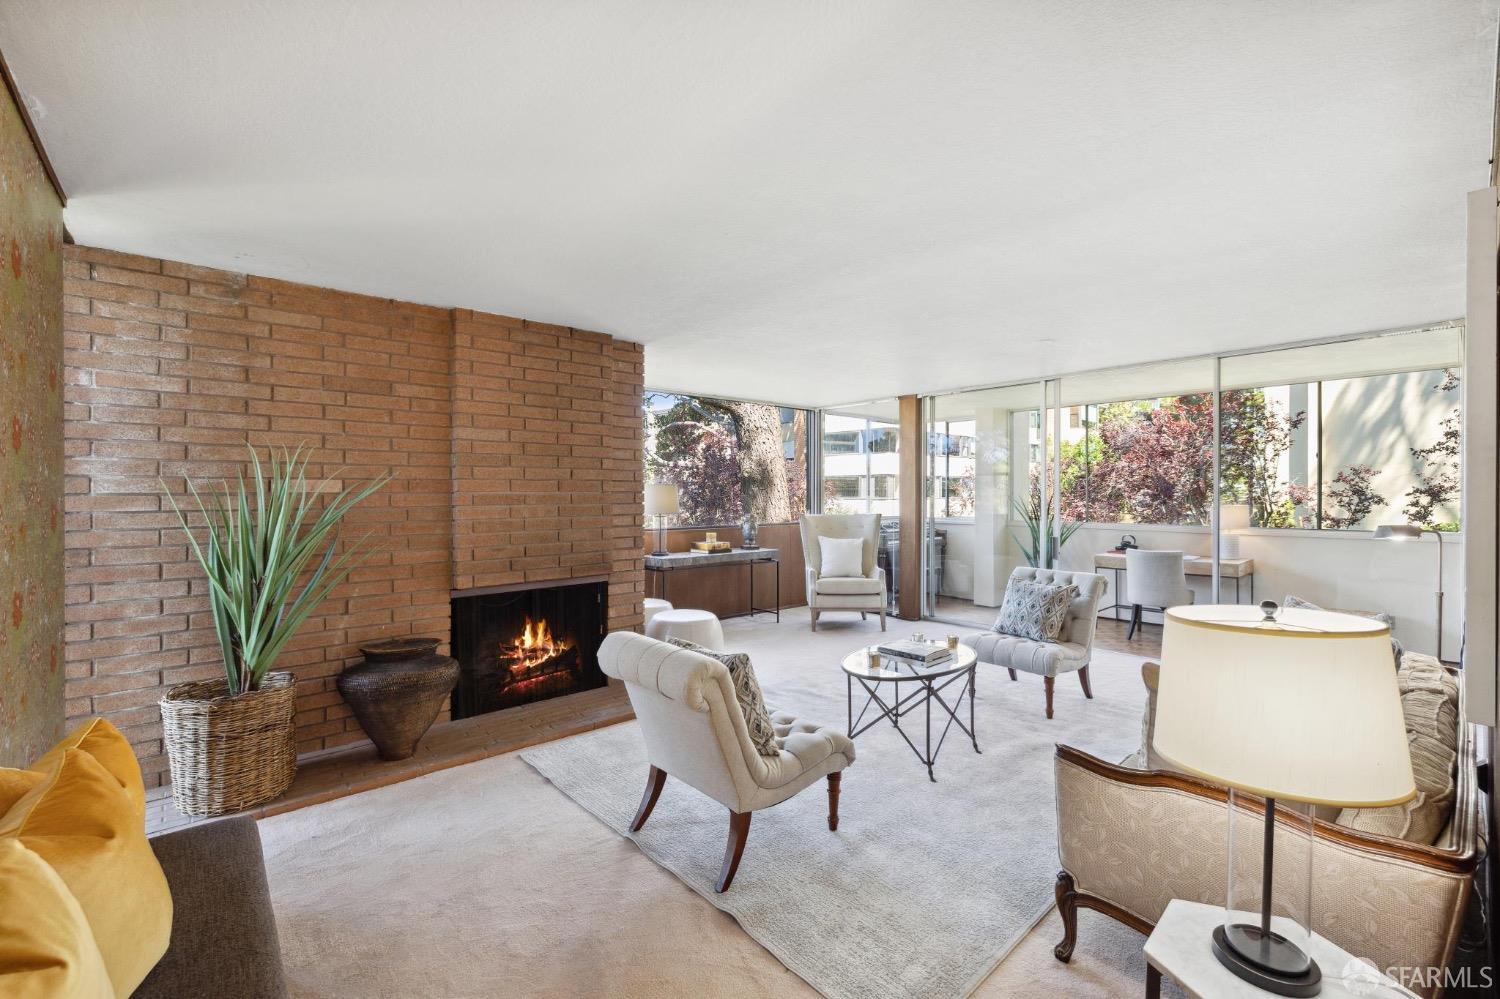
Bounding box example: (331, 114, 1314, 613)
(961, 567, 1106, 718)
(598, 631, 855, 892)
(799, 513, 887, 632)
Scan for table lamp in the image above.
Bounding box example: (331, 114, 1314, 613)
(1153, 602, 1414, 996)
(1372, 523, 1445, 661)
(1217, 503, 1251, 559)
(645, 482, 680, 557)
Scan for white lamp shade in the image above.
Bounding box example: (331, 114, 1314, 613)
(644, 482, 680, 517)
(1218, 503, 1251, 532)
(1153, 604, 1415, 808)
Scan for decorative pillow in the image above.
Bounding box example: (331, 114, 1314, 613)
(1335, 653, 1458, 844)
(1, 728, 173, 997)
(667, 638, 780, 757)
(0, 838, 113, 999)
(994, 580, 1078, 642)
(1282, 595, 1402, 669)
(819, 536, 865, 578)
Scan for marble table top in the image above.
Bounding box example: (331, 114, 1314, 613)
(1144, 900, 1405, 998)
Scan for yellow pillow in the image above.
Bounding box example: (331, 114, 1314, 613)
(29, 717, 146, 816)
(0, 768, 43, 813)
(0, 838, 113, 999)
(1, 747, 172, 997)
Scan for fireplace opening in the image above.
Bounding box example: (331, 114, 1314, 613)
(450, 580, 608, 719)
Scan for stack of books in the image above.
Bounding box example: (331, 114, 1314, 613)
(876, 638, 953, 666)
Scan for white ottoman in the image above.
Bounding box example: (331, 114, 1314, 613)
(645, 608, 725, 651)
(643, 597, 673, 627)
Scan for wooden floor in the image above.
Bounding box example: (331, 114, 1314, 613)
(930, 596, 1164, 658)
(145, 683, 633, 835)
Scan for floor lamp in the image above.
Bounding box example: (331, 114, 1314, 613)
(1373, 523, 1444, 661)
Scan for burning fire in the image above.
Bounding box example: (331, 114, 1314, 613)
(502, 616, 573, 674)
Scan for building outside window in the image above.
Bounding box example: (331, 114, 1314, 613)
(821, 406, 900, 517)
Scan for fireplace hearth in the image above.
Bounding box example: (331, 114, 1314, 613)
(450, 580, 608, 719)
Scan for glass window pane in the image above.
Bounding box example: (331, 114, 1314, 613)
(644, 391, 811, 527)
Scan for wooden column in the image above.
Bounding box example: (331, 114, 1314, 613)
(897, 394, 923, 620)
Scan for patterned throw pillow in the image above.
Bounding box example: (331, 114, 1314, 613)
(666, 639, 780, 757)
(994, 581, 1078, 642)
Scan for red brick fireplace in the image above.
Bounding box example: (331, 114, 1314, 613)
(61, 246, 644, 788)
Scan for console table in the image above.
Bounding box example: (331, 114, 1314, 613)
(1093, 551, 1255, 621)
(644, 548, 780, 622)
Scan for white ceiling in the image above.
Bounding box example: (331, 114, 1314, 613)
(3, 1, 1494, 407)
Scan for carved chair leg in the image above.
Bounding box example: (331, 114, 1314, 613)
(1078, 665, 1093, 699)
(1007, 668, 1018, 681)
(716, 810, 752, 893)
(826, 772, 841, 831)
(630, 765, 667, 833)
(1044, 676, 1055, 719)
(1054, 871, 1079, 963)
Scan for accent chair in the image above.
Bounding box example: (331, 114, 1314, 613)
(598, 632, 854, 892)
(799, 513, 886, 631)
(1122, 548, 1193, 639)
(960, 566, 1106, 718)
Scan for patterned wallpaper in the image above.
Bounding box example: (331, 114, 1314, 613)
(0, 82, 63, 767)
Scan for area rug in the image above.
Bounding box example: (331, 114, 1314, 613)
(521, 621, 1149, 999)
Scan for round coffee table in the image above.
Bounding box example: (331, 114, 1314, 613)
(841, 644, 979, 782)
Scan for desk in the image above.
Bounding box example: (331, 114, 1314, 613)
(644, 548, 780, 622)
(1093, 551, 1255, 620)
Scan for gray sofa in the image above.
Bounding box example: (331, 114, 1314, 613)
(135, 816, 289, 999)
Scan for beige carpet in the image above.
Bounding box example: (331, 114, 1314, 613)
(259, 608, 1180, 997)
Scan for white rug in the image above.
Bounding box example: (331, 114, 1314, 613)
(522, 616, 1149, 999)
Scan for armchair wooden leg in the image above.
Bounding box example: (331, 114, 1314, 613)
(1043, 676, 1055, 719)
(1054, 871, 1079, 963)
(1078, 665, 1093, 699)
(1007, 668, 1017, 681)
(1127, 604, 1141, 640)
(630, 765, 667, 833)
(879, 607, 886, 631)
(811, 610, 819, 632)
(860, 611, 867, 620)
(716, 811, 752, 893)
(826, 772, 841, 831)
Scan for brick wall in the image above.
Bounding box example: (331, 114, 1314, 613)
(63, 246, 644, 787)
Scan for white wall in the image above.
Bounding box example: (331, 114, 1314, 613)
(1058, 525, 1462, 657)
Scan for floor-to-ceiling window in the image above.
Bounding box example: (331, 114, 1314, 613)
(920, 322, 1465, 659)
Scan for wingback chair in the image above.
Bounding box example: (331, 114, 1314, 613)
(598, 632, 855, 892)
(960, 567, 1106, 718)
(1122, 548, 1194, 639)
(799, 513, 886, 631)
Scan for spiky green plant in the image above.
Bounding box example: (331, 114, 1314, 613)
(163, 445, 390, 696)
(1010, 492, 1083, 569)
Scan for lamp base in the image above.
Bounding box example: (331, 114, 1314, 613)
(1212, 924, 1321, 996)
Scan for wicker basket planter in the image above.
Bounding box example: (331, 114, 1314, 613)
(160, 671, 297, 817)
(338, 637, 458, 761)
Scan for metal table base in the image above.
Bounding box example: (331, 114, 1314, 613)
(846, 663, 979, 782)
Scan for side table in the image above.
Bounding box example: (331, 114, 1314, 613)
(1144, 899, 1403, 998)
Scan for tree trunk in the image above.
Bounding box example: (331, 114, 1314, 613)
(726, 402, 791, 523)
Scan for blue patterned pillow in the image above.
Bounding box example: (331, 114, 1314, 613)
(994, 581, 1078, 642)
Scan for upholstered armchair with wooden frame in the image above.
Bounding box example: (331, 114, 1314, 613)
(598, 632, 855, 892)
(799, 513, 887, 632)
(1051, 663, 1483, 998)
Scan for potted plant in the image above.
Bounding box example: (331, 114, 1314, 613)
(159, 445, 389, 817)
